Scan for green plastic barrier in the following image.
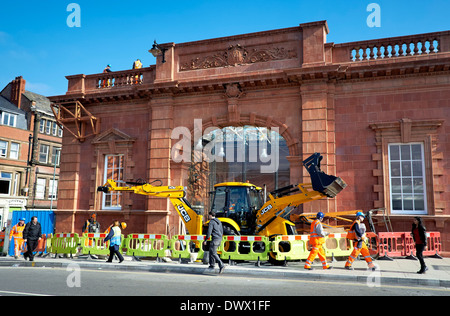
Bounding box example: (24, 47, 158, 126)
(80, 233, 125, 256)
(221, 235, 270, 264)
(126, 233, 168, 260)
(169, 235, 210, 261)
(50, 233, 80, 257)
(270, 235, 310, 261)
(323, 233, 354, 259)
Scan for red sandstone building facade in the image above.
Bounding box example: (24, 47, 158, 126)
(49, 21, 450, 255)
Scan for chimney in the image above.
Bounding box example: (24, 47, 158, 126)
(10, 76, 26, 108)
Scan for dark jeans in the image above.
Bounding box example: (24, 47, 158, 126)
(24, 239, 39, 260)
(416, 244, 427, 271)
(208, 241, 223, 269)
(107, 245, 124, 262)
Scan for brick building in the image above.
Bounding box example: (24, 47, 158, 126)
(0, 77, 62, 229)
(49, 21, 450, 255)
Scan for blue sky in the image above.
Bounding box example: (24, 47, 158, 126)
(0, 0, 449, 96)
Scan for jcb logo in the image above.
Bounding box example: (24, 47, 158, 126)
(260, 204, 273, 215)
(177, 204, 191, 222)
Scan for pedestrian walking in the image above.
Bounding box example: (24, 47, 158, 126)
(304, 212, 332, 270)
(411, 216, 428, 274)
(203, 211, 225, 274)
(104, 220, 124, 263)
(9, 218, 26, 259)
(23, 216, 42, 262)
(345, 212, 376, 271)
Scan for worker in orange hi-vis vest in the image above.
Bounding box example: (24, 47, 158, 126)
(345, 212, 377, 271)
(9, 218, 26, 259)
(304, 212, 332, 270)
(83, 213, 100, 247)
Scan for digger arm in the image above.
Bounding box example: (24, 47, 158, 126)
(97, 180, 203, 235)
(255, 183, 327, 234)
(255, 153, 347, 235)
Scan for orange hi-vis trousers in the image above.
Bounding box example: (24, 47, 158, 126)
(11, 238, 25, 257)
(345, 240, 375, 268)
(304, 237, 330, 269)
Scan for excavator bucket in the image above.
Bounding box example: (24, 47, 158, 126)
(303, 153, 347, 198)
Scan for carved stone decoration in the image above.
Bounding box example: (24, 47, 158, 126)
(180, 44, 297, 71)
(227, 44, 247, 66)
(224, 83, 244, 124)
(225, 83, 243, 98)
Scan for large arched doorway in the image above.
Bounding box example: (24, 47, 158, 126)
(186, 125, 290, 215)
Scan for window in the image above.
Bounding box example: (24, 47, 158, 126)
(52, 122, 57, 136)
(13, 173, 19, 196)
(46, 120, 51, 134)
(35, 178, 46, 199)
(48, 179, 58, 199)
(389, 143, 427, 214)
(0, 141, 7, 158)
(39, 119, 45, 133)
(58, 126, 63, 137)
(0, 172, 12, 195)
(1, 112, 17, 127)
(102, 154, 124, 209)
(51, 147, 61, 165)
(39, 144, 49, 163)
(10, 142, 19, 159)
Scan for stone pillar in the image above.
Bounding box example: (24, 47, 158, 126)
(300, 81, 337, 213)
(146, 97, 174, 234)
(300, 21, 329, 66)
(154, 43, 175, 83)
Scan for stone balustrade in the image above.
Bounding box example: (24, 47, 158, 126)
(66, 67, 156, 94)
(332, 30, 450, 63)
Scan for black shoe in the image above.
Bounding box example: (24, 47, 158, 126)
(417, 267, 428, 274)
(219, 266, 225, 274)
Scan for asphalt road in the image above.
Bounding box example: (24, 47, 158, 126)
(1, 265, 449, 298)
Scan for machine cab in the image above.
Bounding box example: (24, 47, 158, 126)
(210, 182, 264, 235)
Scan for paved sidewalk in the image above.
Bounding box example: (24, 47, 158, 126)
(1, 255, 449, 288)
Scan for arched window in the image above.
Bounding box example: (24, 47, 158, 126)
(186, 126, 290, 211)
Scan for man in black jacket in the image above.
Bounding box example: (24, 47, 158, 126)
(23, 216, 42, 262)
(203, 211, 225, 274)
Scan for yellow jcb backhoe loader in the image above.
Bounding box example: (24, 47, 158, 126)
(97, 152, 349, 238)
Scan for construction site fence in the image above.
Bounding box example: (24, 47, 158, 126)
(3, 231, 443, 262)
(377, 231, 443, 260)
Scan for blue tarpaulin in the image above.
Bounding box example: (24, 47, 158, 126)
(8, 210, 55, 256)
